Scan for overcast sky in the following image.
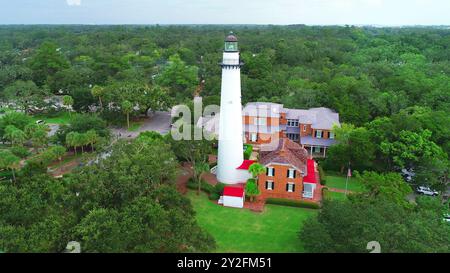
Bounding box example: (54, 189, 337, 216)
(1, 0, 449, 25)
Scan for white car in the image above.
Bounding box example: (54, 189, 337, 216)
(416, 186, 439, 196)
(35, 120, 46, 125)
(443, 214, 450, 223)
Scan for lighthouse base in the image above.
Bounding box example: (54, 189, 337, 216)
(216, 169, 251, 185)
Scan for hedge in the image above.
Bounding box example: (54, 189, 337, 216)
(318, 165, 326, 185)
(187, 179, 215, 194)
(265, 198, 320, 209)
(243, 144, 253, 160)
(187, 179, 226, 201)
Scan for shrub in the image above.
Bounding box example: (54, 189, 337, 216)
(187, 178, 215, 194)
(208, 192, 220, 201)
(322, 187, 329, 200)
(243, 144, 253, 160)
(10, 146, 31, 158)
(214, 182, 226, 195)
(266, 198, 320, 209)
(318, 165, 326, 185)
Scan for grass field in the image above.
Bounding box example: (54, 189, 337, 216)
(32, 111, 72, 125)
(188, 191, 317, 253)
(128, 121, 144, 132)
(326, 175, 366, 192)
(324, 190, 348, 201)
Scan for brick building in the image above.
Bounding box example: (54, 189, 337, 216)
(257, 138, 319, 201)
(199, 102, 340, 158)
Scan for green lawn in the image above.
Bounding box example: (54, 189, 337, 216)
(188, 191, 317, 253)
(128, 121, 144, 132)
(324, 190, 348, 201)
(326, 175, 366, 192)
(31, 111, 72, 125)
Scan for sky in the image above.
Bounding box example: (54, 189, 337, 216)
(0, 0, 449, 25)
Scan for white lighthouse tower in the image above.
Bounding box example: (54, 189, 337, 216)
(216, 32, 248, 184)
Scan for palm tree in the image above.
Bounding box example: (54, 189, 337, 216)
(77, 133, 88, 154)
(50, 145, 66, 171)
(85, 130, 98, 152)
(91, 85, 105, 111)
(62, 95, 74, 117)
(121, 100, 133, 129)
(0, 150, 20, 184)
(4, 125, 26, 146)
(248, 163, 266, 180)
(246, 163, 266, 202)
(194, 162, 210, 195)
(66, 132, 77, 155)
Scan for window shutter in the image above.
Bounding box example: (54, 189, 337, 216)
(272, 182, 274, 190)
(293, 170, 296, 178)
(266, 168, 269, 176)
(265, 181, 268, 189)
(272, 168, 275, 176)
(292, 184, 296, 192)
(286, 170, 289, 178)
(286, 184, 289, 192)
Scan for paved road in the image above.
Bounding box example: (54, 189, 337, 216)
(111, 111, 171, 139)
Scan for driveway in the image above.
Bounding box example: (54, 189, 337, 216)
(111, 111, 171, 139)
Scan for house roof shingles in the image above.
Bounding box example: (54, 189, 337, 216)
(259, 138, 308, 173)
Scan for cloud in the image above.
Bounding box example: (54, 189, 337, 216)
(66, 0, 81, 6)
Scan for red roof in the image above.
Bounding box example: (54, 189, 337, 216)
(223, 186, 244, 197)
(303, 160, 317, 184)
(236, 160, 256, 170)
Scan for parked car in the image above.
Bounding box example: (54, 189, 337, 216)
(416, 186, 439, 196)
(443, 213, 450, 223)
(35, 119, 46, 125)
(401, 168, 415, 182)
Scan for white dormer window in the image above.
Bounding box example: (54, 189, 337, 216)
(267, 167, 275, 177)
(251, 133, 258, 142)
(316, 130, 323, 139)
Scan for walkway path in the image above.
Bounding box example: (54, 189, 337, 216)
(176, 164, 193, 195)
(110, 111, 171, 140)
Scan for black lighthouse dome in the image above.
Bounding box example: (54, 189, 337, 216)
(225, 32, 238, 42)
(224, 32, 238, 52)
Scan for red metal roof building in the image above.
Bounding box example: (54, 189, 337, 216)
(236, 160, 256, 170)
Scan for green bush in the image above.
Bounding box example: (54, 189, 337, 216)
(318, 165, 326, 185)
(187, 178, 215, 194)
(266, 198, 320, 209)
(208, 192, 220, 201)
(322, 187, 329, 199)
(214, 182, 226, 195)
(10, 146, 31, 158)
(243, 144, 253, 160)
